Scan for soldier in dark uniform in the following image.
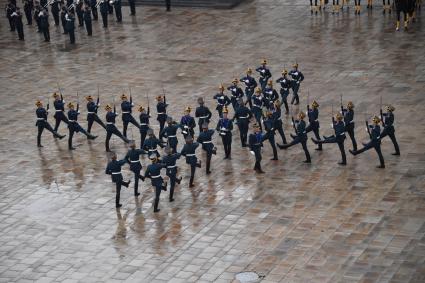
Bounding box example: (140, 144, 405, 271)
(156, 95, 168, 138)
(349, 116, 385, 168)
(138, 105, 150, 148)
(76, 0, 84, 26)
(39, 8, 50, 41)
(12, 8, 24, 40)
(256, 59, 272, 91)
(240, 68, 257, 109)
(65, 10, 76, 44)
(232, 98, 252, 147)
(249, 123, 265, 173)
(195, 97, 212, 133)
(289, 63, 304, 105)
(277, 112, 311, 163)
(105, 152, 131, 208)
(306, 100, 322, 151)
(143, 129, 165, 158)
(180, 107, 196, 139)
(312, 112, 347, 165)
(263, 80, 279, 109)
(216, 106, 233, 159)
(90, 0, 98, 20)
(276, 69, 291, 114)
(252, 87, 266, 131)
(181, 136, 201, 188)
(34, 2, 41, 32)
(67, 102, 97, 150)
(165, 0, 170, 11)
(341, 101, 357, 151)
(143, 153, 167, 212)
(395, 0, 409, 31)
(227, 78, 244, 111)
(124, 141, 146, 196)
(197, 123, 217, 174)
(35, 100, 66, 147)
(50, 0, 60, 25)
(162, 146, 182, 202)
(128, 0, 135, 15)
(160, 116, 179, 153)
(6, 2, 16, 31)
(60, 6, 68, 34)
(86, 95, 105, 133)
(83, 4, 92, 35)
(23, 0, 33, 25)
(120, 93, 140, 138)
(271, 100, 287, 145)
(105, 104, 130, 152)
(380, 105, 400, 155)
(112, 0, 121, 22)
(53, 92, 69, 132)
(108, 0, 113, 14)
(263, 110, 278, 160)
(213, 84, 231, 118)
(99, 0, 108, 27)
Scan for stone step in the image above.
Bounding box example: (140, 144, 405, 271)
(131, 0, 245, 9)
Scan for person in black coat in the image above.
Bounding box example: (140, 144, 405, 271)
(39, 8, 50, 42)
(76, 0, 84, 26)
(35, 100, 66, 147)
(105, 152, 131, 208)
(23, 0, 33, 25)
(380, 105, 400, 155)
(6, 2, 16, 31)
(128, 0, 135, 15)
(12, 8, 24, 40)
(83, 4, 92, 36)
(50, 0, 60, 25)
(65, 10, 76, 44)
(165, 0, 170, 11)
(90, 0, 98, 20)
(60, 6, 68, 34)
(112, 0, 121, 22)
(99, 0, 108, 27)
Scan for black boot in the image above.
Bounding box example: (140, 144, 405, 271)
(277, 143, 288, 150)
(349, 149, 357, 156)
(176, 176, 182, 184)
(123, 180, 131, 187)
(154, 198, 160, 212)
(196, 161, 202, 168)
(162, 182, 168, 191)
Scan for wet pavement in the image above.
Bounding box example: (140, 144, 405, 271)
(0, 0, 425, 282)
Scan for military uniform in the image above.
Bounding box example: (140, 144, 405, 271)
(278, 112, 311, 163)
(86, 96, 106, 133)
(249, 124, 265, 173)
(180, 107, 196, 139)
(124, 144, 147, 196)
(35, 101, 65, 147)
(341, 102, 357, 151)
(195, 98, 212, 133)
(67, 103, 97, 150)
(12, 9, 24, 40)
(263, 81, 279, 109)
(112, 0, 122, 22)
(380, 105, 400, 155)
(240, 68, 257, 109)
(143, 155, 167, 212)
(50, 0, 60, 25)
(53, 93, 69, 132)
(65, 12, 76, 44)
(138, 106, 150, 149)
(60, 6, 68, 34)
(160, 117, 179, 153)
(6, 3, 15, 32)
(143, 129, 164, 158)
(23, 0, 33, 25)
(90, 0, 98, 20)
(83, 6, 92, 36)
(263, 112, 278, 160)
(76, 0, 84, 27)
(305, 101, 322, 150)
(128, 0, 135, 15)
(349, 116, 385, 168)
(99, 0, 108, 28)
(161, 147, 182, 202)
(213, 85, 231, 118)
(252, 87, 266, 131)
(256, 59, 272, 91)
(120, 94, 140, 138)
(105, 104, 130, 152)
(227, 79, 244, 111)
(39, 9, 50, 42)
(197, 124, 216, 174)
(156, 96, 168, 138)
(181, 137, 201, 187)
(271, 101, 287, 145)
(105, 155, 130, 208)
(232, 99, 252, 147)
(216, 107, 233, 159)
(276, 70, 291, 114)
(289, 64, 304, 105)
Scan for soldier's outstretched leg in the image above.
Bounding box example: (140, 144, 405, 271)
(388, 132, 400, 155)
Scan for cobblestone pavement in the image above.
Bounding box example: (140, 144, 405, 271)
(0, 0, 424, 282)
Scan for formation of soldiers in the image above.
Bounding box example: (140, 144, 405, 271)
(4, 0, 172, 42)
(35, 60, 401, 212)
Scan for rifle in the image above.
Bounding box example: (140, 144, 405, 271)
(340, 94, 343, 109)
(331, 103, 335, 125)
(365, 111, 372, 139)
(76, 91, 80, 112)
(307, 89, 310, 107)
(162, 85, 166, 104)
(129, 85, 132, 104)
(290, 105, 297, 133)
(97, 85, 100, 106)
(379, 95, 384, 126)
(57, 82, 64, 101)
(146, 90, 150, 109)
(47, 97, 50, 112)
(113, 97, 116, 113)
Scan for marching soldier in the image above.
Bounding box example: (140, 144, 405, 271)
(160, 116, 179, 153)
(124, 141, 146, 196)
(306, 100, 322, 151)
(380, 105, 400, 155)
(240, 68, 257, 109)
(120, 93, 140, 138)
(128, 0, 135, 15)
(181, 136, 201, 188)
(195, 97, 212, 133)
(263, 80, 279, 109)
(105, 104, 130, 152)
(65, 10, 76, 44)
(213, 84, 231, 118)
(60, 6, 68, 34)
(50, 0, 60, 25)
(34, 2, 41, 32)
(99, 0, 108, 28)
(83, 4, 92, 36)
(232, 98, 252, 147)
(39, 8, 50, 42)
(263, 110, 278, 160)
(143, 129, 165, 158)
(310, 0, 319, 14)
(341, 101, 357, 151)
(349, 116, 385, 168)
(112, 0, 122, 22)
(90, 0, 98, 20)
(216, 106, 233, 159)
(180, 107, 196, 139)
(395, 0, 409, 31)
(156, 95, 168, 138)
(383, 0, 392, 14)
(6, 2, 15, 32)
(67, 102, 97, 150)
(271, 100, 287, 145)
(276, 69, 291, 114)
(197, 123, 217, 174)
(165, 0, 170, 11)
(105, 152, 131, 208)
(86, 95, 106, 133)
(162, 146, 182, 202)
(277, 112, 311, 163)
(138, 105, 150, 149)
(289, 63, 304, 105)
(35, 100, 66, 147)
(312, 113, 347, 165)
(76, 0, 84, 27)
(249, 123, 265, 173)
(53, 92, 69, 132)
(256, 59, 272, 91)
(354, 0, 361, 14)
(23, 0, 33, 25)
(252, 87, 266, 131)
(227, 78, 244, 111)
(12, 8, 24, 40)
(143, 153, 167, 212)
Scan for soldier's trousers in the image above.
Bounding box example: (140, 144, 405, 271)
(259, 77, 268, 91)
(318, 135, 346, 163)
(87, 114, 106, 133)
(129, 0, 136, 14)
(264, 131, 278, 159)
(253, 149, 262, 171)
(275, 123, 287, 144)
(237, 122, 249, 146)
(221, 135, 232, 158)
(189, 164, 196, 186)
(345, 124, 357, 151)
(154, 185, 162, 211)
(140, 130, 147, 149)
(354, 141, 385, 167)
(167, 168, 178, 200)
(106, 126, 130, 151)
(380, 127, 400, 154)
(52, 11, 59, 25)
(115, 7, 122, 22)
(166, 0, 171, 11)
(306, 124, 322, 150)
(42, 27, 50, 41)
(246, 88, 254, 109)
(68, 126, 91, 148)
(92, 7, 98, 20)
(291, 84, 300, 105)
(37, 123, 61, 146)
(69, 29, 75, 44)
(77, 12, 84, 26)
(284, 136, 311, 162)
(8, 17, 15, 31)
(115, 182, 122, 207)
(85, 21, 92, 36)
(101, 12, 108, 27)
(122, 115, 140, 137)
(132, 170, 143, 196)
(24, 9, 32, 25)
(16, 24, 24, 40)
(205, 151, 212, 173)
(54, 112, 69, 132)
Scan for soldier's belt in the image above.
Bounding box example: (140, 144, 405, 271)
(37, 118, 46, 120)
(151, 175, 161, 178)
(202, 141, 212, 144)
(112, 172, 121, 174)
(122, 111, 130, 114)
(186, 154, 195, 157)
(239, 116, 249, 119)
(199, 116, 209, 119)
(87, 112, 95, 114)
(167, 165, 177, 169)
(140, 123, 148, 126)
(69, 120, 77, 122)
(167, 135, 176, 138)
(106, 122, 115, 124)
(130, 160, 140, 163)
(55, 110, 63, 112)
(157, 113, 166, 115)
(218, 103, 225, 106)
(148, 149, 157, 151)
